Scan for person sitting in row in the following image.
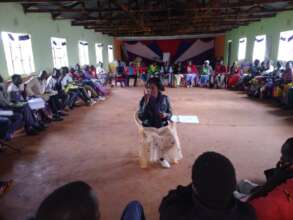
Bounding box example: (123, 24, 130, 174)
(280, 61, 293, 106)
(125, 62, 138, 87)
(0, 114, 22, 141)
(138, 62, 148, 83)
(148, 62, 160, 78)
(185, 61, 199, 88)
(25, 70, 65, 121)
(248, 137, 293, 220)
(173, 62, 184, 87)
(28, 181, 146, 220)
(159, 151, 257, 220)
(227, 61, 241, 89)
(116, 60, 126, 87)
(200, 60, 213, 87)
(213, 59, 227, 89)
(61, 67, 94, 109)
(80, 65, 109, 99)
(0, 74, 45, 135)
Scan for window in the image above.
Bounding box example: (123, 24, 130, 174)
(78, 41, 89, 66)
(108, 45, 114, 63)
(95, 43, 103, 64)
(51, 37, 69, 69)
(238, 37, 247, 61)
(252, 35, 266, 62)
(277, 30, 293, 61)
(1, 31, 35, 76)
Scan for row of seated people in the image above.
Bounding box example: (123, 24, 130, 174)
(111, 60, 227, 88)
(111, 59, 293, 108)
(1, 137, 291, 220)
(0, 63, 110, 144)
(239, 60, 293, 108)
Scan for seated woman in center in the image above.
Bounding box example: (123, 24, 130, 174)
(138, 77, 172, 129)
(138, 77, 179, 169)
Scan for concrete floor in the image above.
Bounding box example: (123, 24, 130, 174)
(0, 87, 292, 220)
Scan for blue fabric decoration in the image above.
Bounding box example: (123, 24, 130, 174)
(288, 35, 293, 42)
(80, 41, 88, 46)
(62, 42, 66, 46)
(280, 36, 286, 41)
(255, 37, 264, 42)
(8, 33, 14, 41)
(18, 35, 30, 41)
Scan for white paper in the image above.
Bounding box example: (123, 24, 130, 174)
(28, 98, 45, 110)
(171, 115, 199, 124)
(0, 110, 13, 116)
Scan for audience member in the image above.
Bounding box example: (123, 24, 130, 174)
(248, 138, 293, 220)
(200, 60, 213, 87)
(159, 151, 257, 220)
(29, 181, 146, 220)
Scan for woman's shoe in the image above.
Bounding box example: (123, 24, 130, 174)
(160, 159, 171, 169)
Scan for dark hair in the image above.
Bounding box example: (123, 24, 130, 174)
(192, 152, 236, 209)
(34, 181, 100, 220)
(281, 137, 293, 164)
(0, 75, 3, 83)
(147, 77, 165, 91)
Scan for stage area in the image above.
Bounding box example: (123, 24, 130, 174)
(0, 87, 292, 220)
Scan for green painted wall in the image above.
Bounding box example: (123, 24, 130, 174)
(0, 3, 113, 79)
(224, 10, 293, 65)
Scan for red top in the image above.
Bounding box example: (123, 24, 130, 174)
(90, 70, 97, 78)
(214, 64, 227, 75)
(70, 71, 82, 81)
(186, 64, 199, 74)
(250, 179, 293, 220)
(230, 66, 241, 75)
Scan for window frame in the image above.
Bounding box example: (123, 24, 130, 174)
(237, 37, 247, 61)
(51, 37, 69, 69)
(1, 31, 35, 76)
(78, 40, 90, 66)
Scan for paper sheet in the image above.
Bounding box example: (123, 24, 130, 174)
(28, 98, 45, 110)
(171, 115, 199, 124)
(0, 110, 13, 116)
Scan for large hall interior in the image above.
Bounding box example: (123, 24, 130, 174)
(0, 1, 293, 220)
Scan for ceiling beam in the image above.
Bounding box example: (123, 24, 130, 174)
(2, 0, 76, 2)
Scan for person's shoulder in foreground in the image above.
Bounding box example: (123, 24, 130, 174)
(159, 151, 257, 220)
(249, 137, 293, 220)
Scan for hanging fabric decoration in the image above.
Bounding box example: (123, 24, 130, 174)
(288, 35, 293, 42)
(255, 37, 264, 42)
(80, 41, 88, 46)
(18, 35, 30, 41)
(280, 36, 287, 41)
(62, 42, 66, 46)
(8, 33, 14, 41)
(239, 38, 246, 43)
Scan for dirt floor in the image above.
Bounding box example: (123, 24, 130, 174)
(0, 87, 292, 220)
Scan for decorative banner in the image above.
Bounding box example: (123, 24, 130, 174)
(122, 38, 214, 65)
